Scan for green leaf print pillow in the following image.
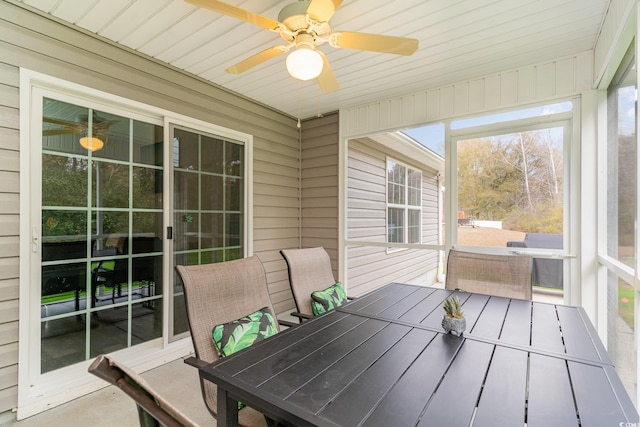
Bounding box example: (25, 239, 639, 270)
(212, 306, 279, 411)
(311, 282, 348, 316)
(212, 306, 279, 358)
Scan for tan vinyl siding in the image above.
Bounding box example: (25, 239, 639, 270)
(301, 112, 340, 271)
(0, 1, 302, 411)
(346, 137, 439, 297)
(422, 174, 440, 244)
(347, 141, 386, 242)
(0, 44, 19, 413)
(254, 130, 299, 314)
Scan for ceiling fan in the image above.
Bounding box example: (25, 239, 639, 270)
(43, 112, 117, 152)
(186, 0, 419, 92)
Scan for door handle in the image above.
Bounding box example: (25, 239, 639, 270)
(32, 226, 38, 253)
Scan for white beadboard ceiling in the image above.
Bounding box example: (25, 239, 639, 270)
(17, 0, 609, 119)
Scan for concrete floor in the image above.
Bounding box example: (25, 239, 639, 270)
(3, 357, 215, 427)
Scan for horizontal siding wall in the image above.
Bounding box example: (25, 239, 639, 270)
(422, 173, 440, 260)
(300, 113, 340, 272)
(346, 138, 438, 297)
(340, 51, 594, 138)
(0, 58, 19, 414)
(0, 1, 301, 413)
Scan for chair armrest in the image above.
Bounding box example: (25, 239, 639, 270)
(291, 311, 313, 321)
(278, 319, 298, 328)
(184, 356, 208, 369)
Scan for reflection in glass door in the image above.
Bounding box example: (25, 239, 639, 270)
(454, 124, 566, 294)
(171, 126, 245, 337)
(40, 98, 164, 373)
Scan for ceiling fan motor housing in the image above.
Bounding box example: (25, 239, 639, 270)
(76, 112, 109, 127)
(278, 1, 312, 31)
(278, 1, 331, 45)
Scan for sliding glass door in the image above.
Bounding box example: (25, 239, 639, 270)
(23, 75, 253, 416)
(170, 125, 246, 338)
(40, 97, 164, 372)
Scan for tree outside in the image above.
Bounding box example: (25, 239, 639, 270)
(457, 127, 563, 235)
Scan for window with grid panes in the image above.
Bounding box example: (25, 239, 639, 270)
(387, 159, 422, 245)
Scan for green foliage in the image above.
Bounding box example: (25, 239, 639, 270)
(619, 284, 634, 330)
(42, 210, 87, 237)
(42, 155, 89, 208)
(502, 202, 563, 233)
(443, 296, 464, 319)
(457, 129, 563, 234)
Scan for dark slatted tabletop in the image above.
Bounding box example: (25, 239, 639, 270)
(200, 283, 639, 427)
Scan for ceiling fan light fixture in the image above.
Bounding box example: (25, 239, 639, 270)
(286, 47, 323, 81)
(79, 134, 105, 152)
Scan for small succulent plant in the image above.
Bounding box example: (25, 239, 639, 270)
(443, 296, 464, 319)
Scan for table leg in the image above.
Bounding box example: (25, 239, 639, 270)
(217, 387, 239, 427)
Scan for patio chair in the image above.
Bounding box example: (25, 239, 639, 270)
(88, 354, 197, 427)
(280, 247, 345, 321)
(175, 255, 290, 427)
(445, 249, 533, 300)
(91, 248, 118, 306)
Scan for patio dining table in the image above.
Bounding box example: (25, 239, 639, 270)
(199, 282, 639, 427)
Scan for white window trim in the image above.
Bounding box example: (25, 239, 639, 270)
(385, 157, 423, 251)
(18, 69, 253, 418)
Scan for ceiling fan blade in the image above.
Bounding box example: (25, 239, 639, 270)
(333, 31, 419, 56)
(316, 51, 339, 93)
(43, 128, 79, 136)
(306, 0, 343, 22)
(93, 119, 120, 129)
(43, 117, 78, 127)
(225, 46, 288, 74)
(185, 0, 280, 30)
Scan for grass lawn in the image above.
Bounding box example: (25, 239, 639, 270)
(41, 281, 148, 305)
(619, 284, 635, 330)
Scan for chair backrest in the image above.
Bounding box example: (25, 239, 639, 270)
(175, 255, 277, 425)
(445, 249, 533, 300)
(88, 354, 197, 427)
(280, 247, 337, 317)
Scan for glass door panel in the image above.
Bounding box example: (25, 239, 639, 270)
(41, 97, 163, 373)
(171, 126, 245, 337)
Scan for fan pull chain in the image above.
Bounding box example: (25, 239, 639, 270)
(296, 79, 302, 129)
(315, 91, 323, 118)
